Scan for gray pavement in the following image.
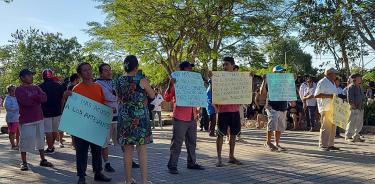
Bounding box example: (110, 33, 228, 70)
(0, 114, 374, 183)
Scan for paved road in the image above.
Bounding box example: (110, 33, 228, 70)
(0, 121, 374, 183)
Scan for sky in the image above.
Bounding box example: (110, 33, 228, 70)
(0, 0, 374, 69)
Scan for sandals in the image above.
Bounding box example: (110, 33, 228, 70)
(228, 158, 243, 165)
(216, 161, 224, 167)
(264, 142, 278, 152)
(40, 159, 53, 167)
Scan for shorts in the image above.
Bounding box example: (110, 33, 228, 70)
(103, 123, 118, 148)
(44, 116, 61, 133)
(266, 109, 287, 132)
(7, 122, 19, 134)
(19, 120, 45, 152)
(217, 112, 241, 136)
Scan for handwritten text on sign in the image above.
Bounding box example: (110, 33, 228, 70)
(171, 71, 207, 107)
(327, 95, 350, 129)
(266, 73, 297, 101)
(212, 72, 252, 104)
(59, 93, 113, 147)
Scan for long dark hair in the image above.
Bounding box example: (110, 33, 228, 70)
(124, 55, 139, 73)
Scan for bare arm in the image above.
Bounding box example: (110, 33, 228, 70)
(141, 78, 155, 99)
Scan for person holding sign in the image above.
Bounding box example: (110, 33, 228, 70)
(63, 63, 111, 184)
(314, 67, 340, 151)
(15, 69, 53, 171)
(116, 55, 155, 184)
(215, 57, 243, 167)
(165, 61, 205, 174)
(345, 74, 366, 143)
(260, 65, 289, 152)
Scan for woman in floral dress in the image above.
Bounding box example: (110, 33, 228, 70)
(116, 55, 155, 184)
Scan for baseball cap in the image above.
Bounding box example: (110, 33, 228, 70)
(324, 67, 338, 75)
(42, 69, 54, 79)
(179, 61, 195, 70)
(272, 65, 285, 73)
(19, 69, 35, 77)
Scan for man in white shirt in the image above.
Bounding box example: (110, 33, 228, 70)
(302, 78, 317, 132)
(151, 93, 164, 129)
(314, 67, 339, 151)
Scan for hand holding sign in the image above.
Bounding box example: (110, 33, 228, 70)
(266, 73, 297, 101)
(171, 71, 207, 107)
(212, 71, 253, 104)
(59, 93, 113, 147)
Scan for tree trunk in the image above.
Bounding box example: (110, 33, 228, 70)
(339, 42, 350, 76)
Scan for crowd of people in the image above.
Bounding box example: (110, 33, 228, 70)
(0, 55, 372, 184)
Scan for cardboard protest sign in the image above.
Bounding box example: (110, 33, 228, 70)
(212, 71, 252, 104)
(171, 71, 207, 107)
(59, 93, 112, 147)
(327, 94, 350, 129)
(266, 73, 297, 101)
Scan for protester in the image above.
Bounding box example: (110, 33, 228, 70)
(3, 85, 20, 150)
(260, 65, 288, 152)
(151, 92, 164, 129)
(116, 55, 155, 184)
(345, 74, 366, 143)
(96, 63, 117, 173)
(39, 69, 65, 153)
(165, 60, 204, 174)
(63, 63, 111, 184)
(314, 67, 340, 151)
(15, 69, 53, 171)
(215, 57, 243, 167)
(254, 87, 267, 129)
(302, 77, 317, 132)
(207, 78, 217, 137)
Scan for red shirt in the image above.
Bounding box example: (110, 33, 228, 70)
(217, 104, 240, 113)
(164, 84, 197, 122)
(15, 85, 47, 124)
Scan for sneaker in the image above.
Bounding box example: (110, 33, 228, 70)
(104, 163, 115, 172)
(132, 161, 140, 168)
(168, 167, 179, 174)
(319, 147, 330, 151)
(187, 164, 205, 170)
(44, 148, 55, 155)
(94, 173, 111, 182)
(77, 177, 86, 184)
(328, 146, 340, 151)
(309, 127, 314, 132)
(40, 159, 53, 167)
(20, 162, 28, 171)
(59, 143, 65, 148)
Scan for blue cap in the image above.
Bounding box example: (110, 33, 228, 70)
(273, 65, 285, 73)
(179, 61, 195, 70)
